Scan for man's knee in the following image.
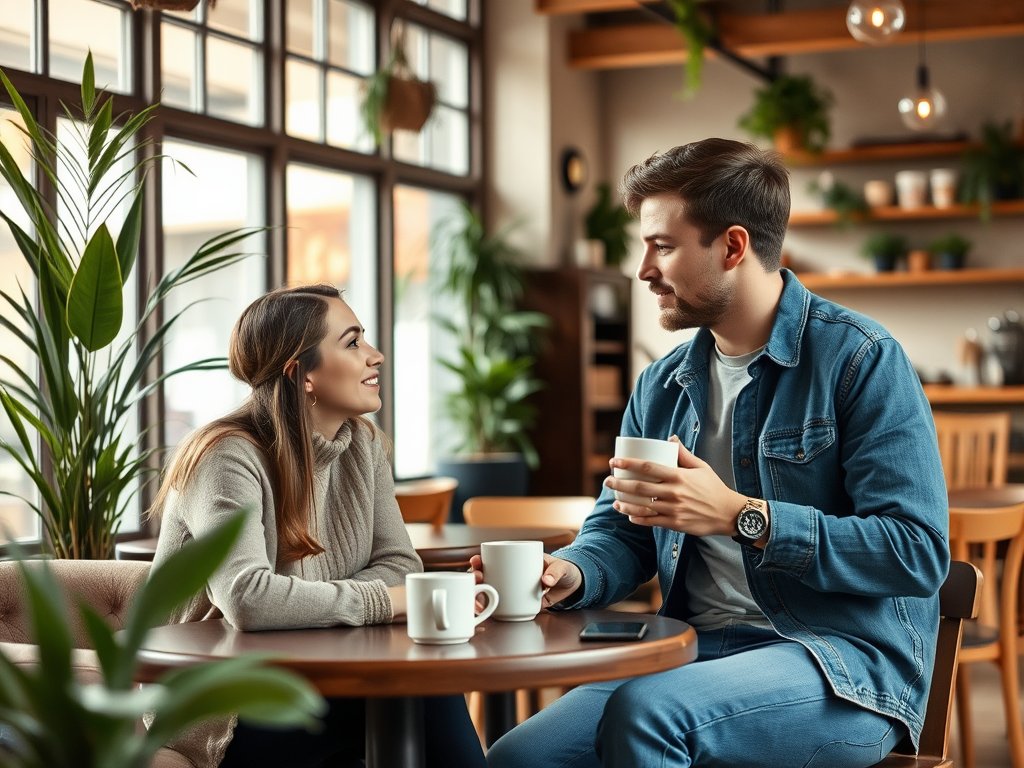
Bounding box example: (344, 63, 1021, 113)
(596, 679, 679, 756)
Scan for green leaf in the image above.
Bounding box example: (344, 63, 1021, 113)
(66, 223, 123, 351)
(114, 511, 248, 687)
(114, 189, 144, 284)
(87, 97, 113, 172)
(81, 51, 96, 115)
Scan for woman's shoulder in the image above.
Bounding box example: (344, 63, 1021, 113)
(193, 434, 271, 482)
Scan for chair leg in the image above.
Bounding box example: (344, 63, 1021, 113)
(956, 664, 976, 768)
(999, 654, 1024, 768)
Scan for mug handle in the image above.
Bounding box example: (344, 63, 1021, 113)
(432, 588, 449, 631)
(473, 584, 499, 626)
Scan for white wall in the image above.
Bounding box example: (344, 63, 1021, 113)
(598, 37, 1024, 382)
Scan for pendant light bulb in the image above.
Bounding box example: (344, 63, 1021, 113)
(847, 0, 906, 44)
(898, 65, 947, 131)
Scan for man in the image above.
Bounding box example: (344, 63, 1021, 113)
(480, 138, 949, 768)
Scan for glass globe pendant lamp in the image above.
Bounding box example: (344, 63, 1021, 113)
(846, 0, 906, 44)
(898, 64, 947, 130)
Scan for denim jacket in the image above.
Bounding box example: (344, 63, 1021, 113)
(554, 269, 949, 750)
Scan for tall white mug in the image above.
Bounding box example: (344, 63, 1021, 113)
(406, 572, 498, 645)
(613, 436, 679, 505)
(481, 540, 544, 622)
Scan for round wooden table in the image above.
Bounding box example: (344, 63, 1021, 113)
(405, 523, 575, 570)
(134, 610, 696, 768)
(948, 484, 1024, 509)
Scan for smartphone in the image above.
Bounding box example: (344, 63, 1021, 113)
(578, 621, 649, 642)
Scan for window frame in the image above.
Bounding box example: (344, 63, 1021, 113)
(0, 0, 484, 550)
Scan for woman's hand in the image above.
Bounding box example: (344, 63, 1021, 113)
(387, 585, 407, 622)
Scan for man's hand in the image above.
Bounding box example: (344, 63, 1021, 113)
(604, 435, 746, 536)
(469, 553, 583, 610)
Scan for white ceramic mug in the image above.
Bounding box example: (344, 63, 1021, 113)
(613, 436, 679, 506)
(895, 170, 928, 209)
(481, 540, 544, 622)
(406, 572, 498, 645)
(930, 168, 958, 208)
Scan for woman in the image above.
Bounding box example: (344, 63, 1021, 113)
(149, 284, 485, 768)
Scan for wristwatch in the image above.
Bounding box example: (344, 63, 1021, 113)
(733, 498, 770, 546)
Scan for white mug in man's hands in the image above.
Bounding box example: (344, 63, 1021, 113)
(612, 436, 679, 505)
(406, 572, 498, 645)
(481, 540, 544, 621)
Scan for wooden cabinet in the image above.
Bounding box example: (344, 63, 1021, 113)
(523, 267, 632, 497)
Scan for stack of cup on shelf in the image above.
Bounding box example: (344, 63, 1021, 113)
(864, 168, 959, 210)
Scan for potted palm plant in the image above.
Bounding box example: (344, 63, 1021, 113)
(0, 512, 325, 768)
(738, 74, 834, 154)
(0, 54, 260, 559)
(432, 204, 550, 521)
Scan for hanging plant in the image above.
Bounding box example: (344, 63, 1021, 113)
(738, 74, 834, 154)
(666, 0, 714, 98)
(129, 0, 213, 10)
(360, 27, 438, 146)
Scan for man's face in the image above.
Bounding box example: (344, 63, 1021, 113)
(637, 193, 731, 332)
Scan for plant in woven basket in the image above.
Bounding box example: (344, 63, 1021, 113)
(0, 511, 326, 768)
(360, 30, 437, 147)
(0, 54, 261, 559)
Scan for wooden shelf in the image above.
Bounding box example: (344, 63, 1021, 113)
(784, 140, 974, 166)
(796, 268, 1024, 290)
(789, 199, 1024, 226)
(587, 454, 612, 474)
(593, 340, 627, 354)
(923, 386, 1024, 405)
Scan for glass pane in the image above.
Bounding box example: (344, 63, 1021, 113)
(401, 24, 429, 81)
(430, 34, 468, 108)
(208, 0, 260, 40)
(412, 0, 467, 22)
(55, 116, 140, 533)
(287, 0, 316, 58)
(327, 69, 372, 152)
(286, 57, 322, 141)
(427, 105, 469, 175)
(392, 123, 425, 167)
(207, 37, 261, 125)
(286, 164, 377, 345)
(328, 0, 373, 74)
(0, 108, 38, 543)
(162, 23, 198, 111)
(49, 0, 129, 93)
(162, 140, 266, 449)
(0, 0, 35, 72)
(392, 185, 462, 478)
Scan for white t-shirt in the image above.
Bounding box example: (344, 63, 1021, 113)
(684, 343, 773, 631)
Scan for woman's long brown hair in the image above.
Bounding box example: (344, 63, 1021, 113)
(149, 283, 371, 564)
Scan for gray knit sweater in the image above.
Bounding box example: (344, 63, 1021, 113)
(150, 420, 423, 766)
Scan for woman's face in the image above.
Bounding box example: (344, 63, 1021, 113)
(304, 298, 384, 424)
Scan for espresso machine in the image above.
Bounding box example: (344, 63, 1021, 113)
(988, 311, 1024, 386)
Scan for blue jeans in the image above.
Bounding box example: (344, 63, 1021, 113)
(487, 626, 904, 768)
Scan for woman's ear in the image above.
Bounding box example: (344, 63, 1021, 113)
(304, 377, 314, 394)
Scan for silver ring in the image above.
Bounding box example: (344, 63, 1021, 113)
(651, 497, 658, 503)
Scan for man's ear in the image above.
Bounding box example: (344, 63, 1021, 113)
(722, 225, 751, 271)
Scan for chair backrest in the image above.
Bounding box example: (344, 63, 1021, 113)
(931, 411, 1011, 490)
(0, 560, 151, 648)
(947, 502, 1024, 633)
(394, 476, 458, 530)
(910, 560, 983, 761)
(462, 496, 596, 531)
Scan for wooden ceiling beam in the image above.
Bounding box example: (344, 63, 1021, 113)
(535, 0, 656, 14)
(566, 1, 1024, 70)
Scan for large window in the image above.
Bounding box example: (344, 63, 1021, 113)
(161, 141, 267, 448)
(0, 0, 482, 546)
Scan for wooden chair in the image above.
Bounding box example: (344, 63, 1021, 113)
(462, 495, 595, 531)
(393, 476, 458, 531)
(932, 411, 1011, 490)
(946, 503, 1024, 768)
(868, 560, 982, 768)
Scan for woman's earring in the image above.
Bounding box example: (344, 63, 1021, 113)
(310, 395, 317, 407)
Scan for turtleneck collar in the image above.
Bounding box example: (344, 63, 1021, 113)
(311, 420, 354, 468)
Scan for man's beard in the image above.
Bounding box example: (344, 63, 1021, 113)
(653, 279, 731, 332)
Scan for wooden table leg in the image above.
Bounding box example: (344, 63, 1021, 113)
(484, 691, 518, 747)
(366, 697, 425, 768)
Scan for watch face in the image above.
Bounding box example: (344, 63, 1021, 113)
(737, 509, 766, 539)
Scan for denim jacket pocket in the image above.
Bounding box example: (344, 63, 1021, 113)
(761, 420, 836, 464)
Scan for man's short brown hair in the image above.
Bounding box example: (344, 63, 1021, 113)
(620, 138, 790, 271)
